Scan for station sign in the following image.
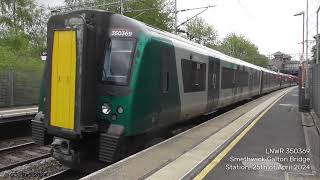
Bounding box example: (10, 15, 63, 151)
(41, 51, 47, 61)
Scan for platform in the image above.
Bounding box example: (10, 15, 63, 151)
(0, 106, 38, 119)
(0, 106, 38, 139)
(82, 87, 320, 180)
(195, 87, 320, 180)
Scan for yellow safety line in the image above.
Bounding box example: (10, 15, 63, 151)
(194, 89, 291, 180)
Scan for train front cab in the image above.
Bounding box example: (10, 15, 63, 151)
(31, 10, 148, 168)
(32, 10, 183, 168)
(31, 11, 101, 168)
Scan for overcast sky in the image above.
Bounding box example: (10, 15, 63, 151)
(37, 0, 319, 61)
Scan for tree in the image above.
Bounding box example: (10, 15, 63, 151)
(64, 0, 86, 7)
(124, 0, 174, 32)
(0, 0, 47, 71)
(219, 33, 268, 68)
(1, 0, 35, 32)
(0, 0, 47, 49)
(184, 17, 218, 49)
(63, 0, 174, 32)
(249, 54, 269, 68)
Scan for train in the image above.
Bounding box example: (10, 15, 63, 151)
(31, 10, 297, 169)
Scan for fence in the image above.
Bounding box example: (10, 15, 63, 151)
(311, 64, 320, 116)
(0, 70, 42, 108)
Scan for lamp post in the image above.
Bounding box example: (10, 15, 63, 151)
(294, 12, 305, 61)
(294, 11, 305, 83)
(305, 0, 309, 100)
(294, 11, 308, 111)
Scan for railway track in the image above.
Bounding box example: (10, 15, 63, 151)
(0, 141, 51, 172)
(0, 136, 33, 149)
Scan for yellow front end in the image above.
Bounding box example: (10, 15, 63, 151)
(50, 30, 77, 130)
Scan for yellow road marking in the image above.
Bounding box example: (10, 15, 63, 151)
(194, 89, 291, 180)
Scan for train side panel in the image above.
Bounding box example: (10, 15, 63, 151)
(173, 41, 208, 121)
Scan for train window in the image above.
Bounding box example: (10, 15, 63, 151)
(102, 39, 135, 84)
(181, 59, 206, 93)
(237, 71, 249, 87)
(221, 67, 235, 89)
(163, 72, 169, 93)
(161, 47, 170, 93)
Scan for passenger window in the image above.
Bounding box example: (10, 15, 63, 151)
(237, 70, 249, 87)
(181, 59, 206, 93)
(162, 48, 170, 93)
(221, 67, 235, 89)
(163, 72, 169, 93)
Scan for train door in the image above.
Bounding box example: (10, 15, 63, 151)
(207, 57, 220, 112)
(158, 46, 170, 125)
(158, 44, 180, 126)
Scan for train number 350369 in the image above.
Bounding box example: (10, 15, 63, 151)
(111, 30, 133, 37)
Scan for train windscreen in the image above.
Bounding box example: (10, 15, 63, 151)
(102, 39, 135, 84)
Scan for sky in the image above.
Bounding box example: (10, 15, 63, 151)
(37, 0, 320, 61)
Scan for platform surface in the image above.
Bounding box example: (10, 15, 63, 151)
(0, 106, 37, 119)
(83, 87, 319, 180)
(196, 87, 320, 180)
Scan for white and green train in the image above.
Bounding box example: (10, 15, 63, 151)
(31, 10, 297, 169)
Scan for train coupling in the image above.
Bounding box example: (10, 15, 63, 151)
(51, 137, 80, 167)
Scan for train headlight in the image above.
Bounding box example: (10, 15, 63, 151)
(102, 103, 111, 115)
(117, 106, 124, 114)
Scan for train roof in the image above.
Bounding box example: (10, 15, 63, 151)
(278, 72, 292, 77)
(54, 10, 288, 75)
(259, 67, 278, 74)
(145, 26, 263, 71)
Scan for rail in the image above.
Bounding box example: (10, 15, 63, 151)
(0, 142, 50, 171)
